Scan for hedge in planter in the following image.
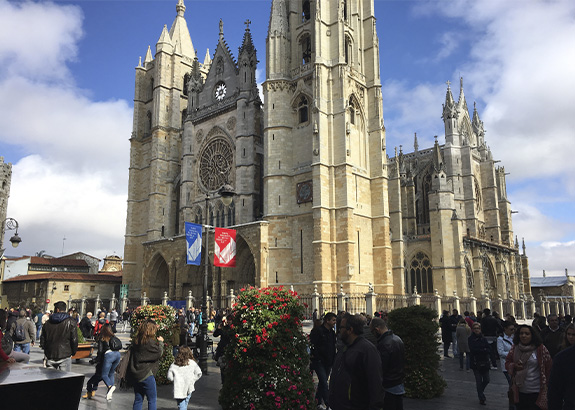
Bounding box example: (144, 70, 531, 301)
(388, 305, 446, 399)
(219, 286, 315, 410)
(130, 304, 177, 384)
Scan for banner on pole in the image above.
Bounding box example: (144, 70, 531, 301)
(185, 222, 203, 265)
(214, 227, 236, 267)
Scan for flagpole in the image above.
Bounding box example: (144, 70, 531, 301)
(199, 184, 235, 375)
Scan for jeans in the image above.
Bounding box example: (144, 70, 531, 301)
(14, 342, 31, 354)
(102, 351, 121, 388)
(133, 375, 157, 410)
(485, 337, 498, 367)
(87, 363, 103, 392)
(312, 361, 331, 406)
(36, 325, 42, 340)
(177, 392, 192, 410)
(473, 368, 490, 401)
(459, 352, 470, 370)
(46, 357, 72, 372)
(188, 323, 195, 337)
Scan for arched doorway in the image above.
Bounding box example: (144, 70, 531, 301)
(147, 254, 169, 302)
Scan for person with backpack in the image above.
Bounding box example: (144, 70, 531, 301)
(9, 308, 36, 354)
(186, 307, 196, 338)
(83, 323, 123, 401)
(34, 311, 43, 340)
(93, 311, 109, 338)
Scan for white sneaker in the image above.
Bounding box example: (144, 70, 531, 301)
(106, 385, 116, 401)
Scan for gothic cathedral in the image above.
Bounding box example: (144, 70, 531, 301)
(123, 0, 531, 306)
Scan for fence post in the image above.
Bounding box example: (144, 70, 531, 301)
(434, 289, 442, 316)
(411, 286, 421, 306)
(80, 295, 86, 317)
(483, 294, 491, 311)
(519, 296, 526, 320)
(509, 295, 516, 318)
(312, 285, 320, 314)
(566, 299, 572, 316)
(453, 291, 461, 313)
(227, 288, 236, 309)
(365, 283, 376, 316)
(95, 294, 101, 312)
(141, 292, 147, 307)
(186, 290, 194, 310)
(469, 291, 477, 316)
(162, 291, 169, 306)
(121, 294, 128, 314)
(109, 293, 116, 311)
(338, 285, 346, 312)
(496, 295, 504, 316)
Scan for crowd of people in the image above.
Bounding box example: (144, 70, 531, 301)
(440, 307, 574, 409)
(3, 301, 575, 410)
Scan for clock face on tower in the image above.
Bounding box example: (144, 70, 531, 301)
(214, 82, 227, 101)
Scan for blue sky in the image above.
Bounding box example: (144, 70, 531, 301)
(0, 0, 574, 278)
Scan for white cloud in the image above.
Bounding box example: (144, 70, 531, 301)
(525, 241, 575, 278)
(0, 0, 131, 260)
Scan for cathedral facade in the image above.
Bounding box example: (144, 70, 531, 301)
(123, 0, 531, 306)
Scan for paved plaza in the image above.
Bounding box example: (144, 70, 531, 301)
(20, 323, 512, 410)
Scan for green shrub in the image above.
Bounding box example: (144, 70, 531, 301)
(130, 304, 177, 384)
(77, 326, 85, 344)
(219, 286, 315, 410)
(388, 305, 446, 399)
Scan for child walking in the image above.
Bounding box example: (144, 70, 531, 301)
(167, 346, 202, 410)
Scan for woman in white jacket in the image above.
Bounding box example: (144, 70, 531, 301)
(167, 346, 202, 410)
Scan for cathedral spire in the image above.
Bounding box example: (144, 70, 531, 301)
(169, 0, 195, 58)
(239, 19, 255, 56)
(432, 135, 443, 172)
(144, 45, 153, 64)
(457, 77, 468, 112)
(268, 0, 288, 36)
(203, 48, 211, 66)
(414, 132, 419, 152)
(442, 80, 458, 121)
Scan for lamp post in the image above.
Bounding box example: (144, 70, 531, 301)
(199, 183, 235, 374)
(0, 217, 22, 256)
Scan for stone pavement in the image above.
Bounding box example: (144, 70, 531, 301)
(22, 323, 512, 409)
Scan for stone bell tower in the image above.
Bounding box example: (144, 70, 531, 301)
(263, 0, 393, 294)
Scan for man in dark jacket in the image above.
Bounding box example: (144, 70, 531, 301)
(541, 314, 565, 358)
(479, 308, 502, 368)
(329, 313, 384, 410)
(40, 301, 78, 372)
(310, 312, 337, 409)
(79, 312, 94, 340)
(9, 309, 36, 354)
(370, 317, 406, 410)
(548, 344, 575, 410)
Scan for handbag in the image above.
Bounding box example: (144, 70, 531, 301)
(1, 331, 13, 355)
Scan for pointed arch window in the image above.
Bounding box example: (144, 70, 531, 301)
(298, 96, 309, 124)
(343, 0, 348, 21)
(421, 173, 432, 225)
(194, 207, 203, 225)
(345, 35, 352, 65)
(405, 252, 433, 294)
(146, 111, 152, 134)
(302, 0, 311, 22)
(181, 109, 187, 127)
(149, 78, 154, 100)
(348, 98, 356, 125)
(227, 202, 235, 226)
(301, 34, 311, 64)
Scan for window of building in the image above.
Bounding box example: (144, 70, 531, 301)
(64, 285, 70, 292)
(345, 35, 351, 65)
(298, 96, 309, 124)
(302, 0, 310, 22)
(405, 252, 433, 294)
(343, 0, 348, 20)
(301, 35, 311, 64)
(181, 109, 187, 127)
(90, 285, 95, 292)
(23, 283, 28, 292)
(348, 98, 356, 125)
(146, 111, 152, 133)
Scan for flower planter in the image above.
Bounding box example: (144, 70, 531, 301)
(72, 343, 94, 360)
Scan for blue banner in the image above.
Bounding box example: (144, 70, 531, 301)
(185, 222, 202, 265)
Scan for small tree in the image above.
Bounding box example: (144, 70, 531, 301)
(219, 287, 315, 410)
(388, 305, 446, 399)
(130, 304, 177, 384)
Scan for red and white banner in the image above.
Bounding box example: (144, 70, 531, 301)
(214, 227, 236, 267)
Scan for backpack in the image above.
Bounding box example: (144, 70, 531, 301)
(13, 322, 26, 342)
(109, 336, 122, 351)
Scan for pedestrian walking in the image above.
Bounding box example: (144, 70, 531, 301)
(9, 308, 36, 354)
(370, 317, 406, 410)
(167, 346, 202, 410)
(541, 314, 564, 358)
(505, 325, 552, 410)
(83, 323, 122, 401)
(440, 310, 453, 358)
(40, 301, 78, 372)
(480, 308, 502, 369)
(328, 313, 384, 410)
(128, 320, 164, 410)
(310, 312, 337, 409)
(548, 344, 575, 410)
(559, 323, 575, 352)
(456, 318, 471, 371)
(469, 322, 491, 405)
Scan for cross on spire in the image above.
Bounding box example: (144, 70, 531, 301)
(244, 19, 251, 30)
(446, 80, 451, 89)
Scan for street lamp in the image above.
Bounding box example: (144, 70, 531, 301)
(3, 217, 22, 248)
(199, 184, 235, 374)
